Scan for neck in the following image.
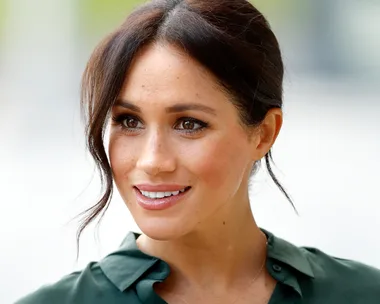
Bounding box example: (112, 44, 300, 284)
(137, 201, 268, 290)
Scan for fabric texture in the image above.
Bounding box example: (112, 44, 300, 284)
(16, 229, 380, 304)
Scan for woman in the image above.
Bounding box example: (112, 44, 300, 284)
(17, 0, 380, 303)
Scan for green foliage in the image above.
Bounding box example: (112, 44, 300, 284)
(79, 0, 145, 36)
(79, 0, 309, 38)
(0, 0, 5, 37)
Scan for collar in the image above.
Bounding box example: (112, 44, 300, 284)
(99, 232, 161, 292)
(262, 228, 315, 278)
(100, 229, 315, 292)
(262, 228, 314, 297)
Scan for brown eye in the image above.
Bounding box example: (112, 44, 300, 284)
(112, 114, 144, 132)
(182, 120, 195, 130)
(175, 118, 208, 134)
(122, 117, 142, 129)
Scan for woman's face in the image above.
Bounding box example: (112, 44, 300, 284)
(109, 43, 262, 240)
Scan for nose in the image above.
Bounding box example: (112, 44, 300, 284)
(136, 130, 176, 176)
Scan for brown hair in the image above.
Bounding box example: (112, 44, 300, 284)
(79, 0, 296, 246)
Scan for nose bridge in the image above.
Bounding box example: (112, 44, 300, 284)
(147, 129, 164, 155)
(149, 126, 171, 153)
(137, 127, 175, 175)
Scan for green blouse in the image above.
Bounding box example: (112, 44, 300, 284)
(16, 229, 380, 303)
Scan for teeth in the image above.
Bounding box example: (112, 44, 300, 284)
(140, 188, 187, 199)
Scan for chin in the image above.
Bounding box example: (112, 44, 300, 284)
(136, 217, 189, 241)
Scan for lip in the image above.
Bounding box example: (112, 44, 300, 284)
(133, 186, 191, 211)
(134, 184, 189, 192)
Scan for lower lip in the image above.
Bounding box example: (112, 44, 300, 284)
(134, 187, 190, 211)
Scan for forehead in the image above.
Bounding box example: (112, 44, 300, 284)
(119, 42, 229, 107)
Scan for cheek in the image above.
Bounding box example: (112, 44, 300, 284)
(109, 135, 137, 182)
(182, 135, 249, 189)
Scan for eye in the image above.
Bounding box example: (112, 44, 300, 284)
(181, 120, 196, 130)
(175, 118, 208, 133)
(112, 114, 144, 131)
(123, 117, 142, 129)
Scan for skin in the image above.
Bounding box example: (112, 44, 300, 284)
(109, 42, 282, 303)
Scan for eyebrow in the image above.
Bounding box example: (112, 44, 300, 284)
(114, 99, 217, 116)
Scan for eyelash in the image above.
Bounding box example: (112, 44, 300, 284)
(111, 114, 209, 135)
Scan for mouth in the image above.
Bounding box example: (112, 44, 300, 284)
(134, 186, 191, 199)
(133, 186, 192, 211)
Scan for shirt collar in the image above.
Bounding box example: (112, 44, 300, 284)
(99, 232, 160, 292)
(100, 229, 315, 292)
(262, 228, 315, 279)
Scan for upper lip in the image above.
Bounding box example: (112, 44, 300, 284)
(134, 184, 190, 192)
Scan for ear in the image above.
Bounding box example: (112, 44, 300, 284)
(251, 108, 283, 161)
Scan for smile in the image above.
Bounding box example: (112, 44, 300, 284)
(133, 186, 192, 211)
(140, 187, 188, 199)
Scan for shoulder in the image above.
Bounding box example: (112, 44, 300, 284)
(15, 232, 159, 304)
(302, 246, 380, 302)
(15, 262, 127, 304)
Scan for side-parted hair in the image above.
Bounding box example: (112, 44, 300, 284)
(79, 0, 296, 245)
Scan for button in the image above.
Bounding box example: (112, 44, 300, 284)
(272, 264, 282, 272)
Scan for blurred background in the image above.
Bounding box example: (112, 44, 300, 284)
(1, 0, 379, 302)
